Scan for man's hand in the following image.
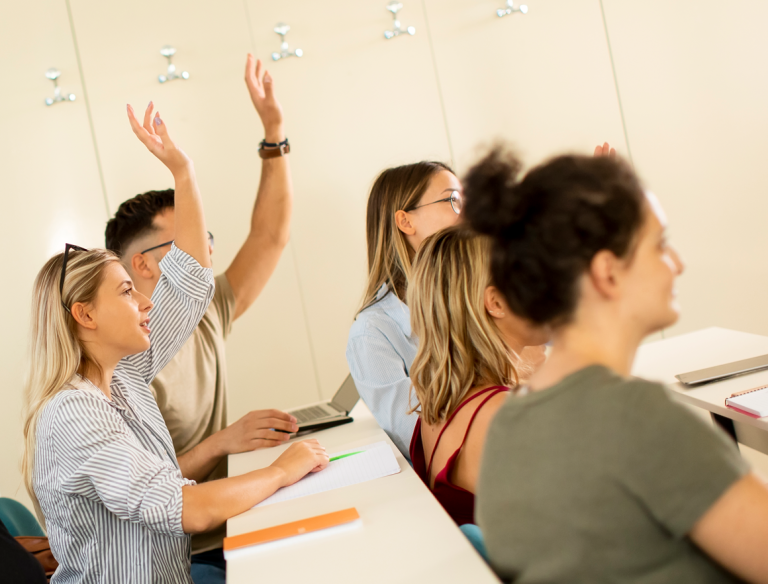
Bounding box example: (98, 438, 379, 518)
(594, 142, 617, 158)
(217, 409, 298, 455)
(245, 53, 284, 142)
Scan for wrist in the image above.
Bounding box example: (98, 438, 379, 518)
(206, 430, 230, 459)
(264, 464, 288, 487)
(263, 126, 285, 143)
(171, 162, 196, 182)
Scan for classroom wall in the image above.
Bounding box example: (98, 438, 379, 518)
(1, 0, 766, 512)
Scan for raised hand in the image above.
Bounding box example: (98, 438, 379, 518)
(270, 440, 330, 487)
(127, 102, 191, 176)
(594, 142, 617, 158)
(244, 53, 284, 141)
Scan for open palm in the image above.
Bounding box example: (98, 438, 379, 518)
(245, 54, 283, 132)
(127, 102, 191, 175)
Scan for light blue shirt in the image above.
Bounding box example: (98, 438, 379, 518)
(346, 285, 418, 459)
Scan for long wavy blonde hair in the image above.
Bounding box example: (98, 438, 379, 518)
(22, 248, 119, 520)
(408, 227, 518, 425)
(358, 161, 453, 314)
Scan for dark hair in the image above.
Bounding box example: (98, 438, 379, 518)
(358, 161, 454, 313)
(105, 189, 175, 257)
(463, 147, 645, 326)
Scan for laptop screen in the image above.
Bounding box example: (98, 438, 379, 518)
(330, 374, 360, 414)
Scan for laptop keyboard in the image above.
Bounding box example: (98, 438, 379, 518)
(292, 405, 332, 424)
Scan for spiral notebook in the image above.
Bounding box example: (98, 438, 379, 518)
(725, 385, 768, 418)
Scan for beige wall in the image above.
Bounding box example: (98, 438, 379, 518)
(2, 0, 766, 509)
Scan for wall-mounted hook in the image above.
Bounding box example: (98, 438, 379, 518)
(158, 46, 189, 83)
(497, 1, 528, 18)
(271, 24, 303, 61)
(44, 69, 75, 106)
(384, 2, 415, 39)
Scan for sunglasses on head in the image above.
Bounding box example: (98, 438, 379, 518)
(60, 243, 89, 314)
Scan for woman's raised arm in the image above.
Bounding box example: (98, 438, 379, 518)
(126, 102, 210, 268)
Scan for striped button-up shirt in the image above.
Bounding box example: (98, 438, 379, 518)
(346, 285, 419, 459)
(34, 245, 215, 584)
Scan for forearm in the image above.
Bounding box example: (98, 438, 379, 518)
(173, 167, 211, 268)
(225, 124, 293, 318)
(177, 433, 227, 483)
(181, 467, 285, 533)
(251, 124, 292, 247)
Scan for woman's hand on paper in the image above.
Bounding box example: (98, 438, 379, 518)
(127, 102, 192, 177)
(270, 439, 330, 487)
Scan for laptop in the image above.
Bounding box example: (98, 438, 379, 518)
(675, 353, 768, 386)
(286, 373, 360, 434)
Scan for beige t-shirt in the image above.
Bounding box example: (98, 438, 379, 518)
(150, 273, 235, 554)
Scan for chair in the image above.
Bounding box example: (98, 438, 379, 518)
(0, 497, 45, 537)
(460, 523, 488, 561)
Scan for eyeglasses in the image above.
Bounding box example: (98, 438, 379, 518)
(60, 243, 89, 313)
(140, 231, 214, 255)
(409, 190, 462, 215)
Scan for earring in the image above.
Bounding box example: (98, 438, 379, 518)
(490, 310, 505, 317)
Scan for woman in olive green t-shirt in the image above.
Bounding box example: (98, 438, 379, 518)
(462, 148, 768, 583)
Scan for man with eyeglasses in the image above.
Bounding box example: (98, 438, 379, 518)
(104, 56, 294, 583)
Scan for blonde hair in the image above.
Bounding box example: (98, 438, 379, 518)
(358, 161, 454, 313)
(22, 248, 119, 520)
(408, 227, 518, 425)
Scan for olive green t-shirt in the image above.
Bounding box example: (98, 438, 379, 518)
(477, 365, 748, 584)
(150, 273, 235, 554)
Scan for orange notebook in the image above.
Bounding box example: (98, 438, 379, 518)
(223, 508, 360, 553)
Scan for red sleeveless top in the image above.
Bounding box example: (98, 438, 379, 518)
(410, 386, 510, 525)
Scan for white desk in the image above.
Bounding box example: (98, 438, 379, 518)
(634, 326, 768, 455)
(225, 402, 500, 584)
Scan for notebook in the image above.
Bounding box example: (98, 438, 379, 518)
(725, 385, 768, 418)
(255, 441, 400, 508)
(223, 508, 361, 559)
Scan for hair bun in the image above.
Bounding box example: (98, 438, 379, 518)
(463, 147, 524, 238)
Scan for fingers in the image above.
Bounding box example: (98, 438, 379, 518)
(152, 112, 175, 150)
(263, 69, 274, 100)
(252, 409, 297, 423)
(258, 418, 297, 433)
(143, 102, 156, 136)
(255, 58, 264, 85)
(245, 53, 257, 87)
(594, 145, 602, 157)
(127, 104, 157, 151)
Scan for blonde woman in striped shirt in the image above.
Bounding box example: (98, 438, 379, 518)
(22, 104, 329, 583)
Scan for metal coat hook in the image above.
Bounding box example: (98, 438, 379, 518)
(497, 1, 528, 18)
(158, 46, 189, 83)
(384, 2, 415, 39)
(44, 69, 75, 106)
(271, 24, 303, 61)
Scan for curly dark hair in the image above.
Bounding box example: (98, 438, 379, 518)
(105, 189, 175, 257)
(463, 146, 645, 326)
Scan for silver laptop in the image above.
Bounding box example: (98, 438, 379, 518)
(676, 353, 768, 385)
(287, 373, 359, 431)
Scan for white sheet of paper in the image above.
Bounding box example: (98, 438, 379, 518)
(255, 441, 401, 508)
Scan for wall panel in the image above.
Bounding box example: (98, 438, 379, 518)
(602, 0, 768, 338)
(67, 0, 320, 414)
(0, 0, 106, 508)
(244, 0, 453, 398)
(424, 0, 627, 172)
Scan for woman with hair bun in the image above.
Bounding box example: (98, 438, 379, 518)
(465, 147, 768, 583)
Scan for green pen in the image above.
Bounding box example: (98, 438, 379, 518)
(329, 451, 364, 462)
